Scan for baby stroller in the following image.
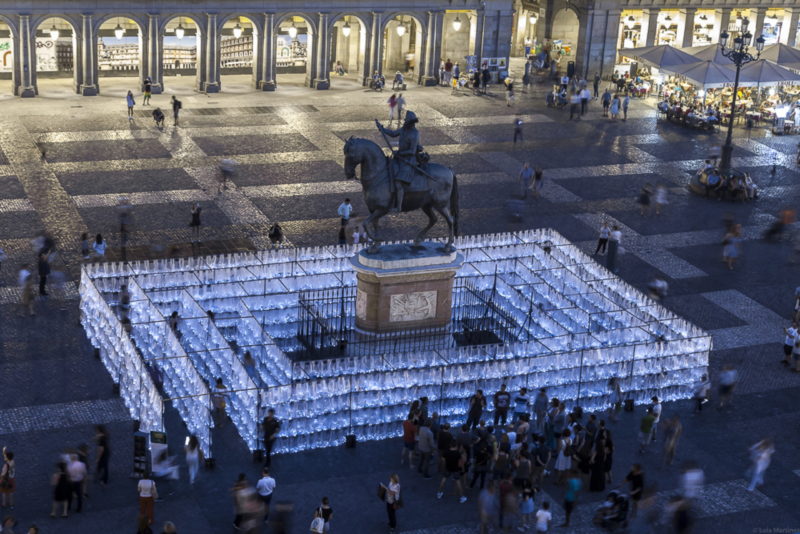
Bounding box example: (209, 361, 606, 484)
(592, 490, 629, 531)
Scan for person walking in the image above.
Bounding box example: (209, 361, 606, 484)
(568, 91, 581, 120)
(561, 469, 581, 527)
(649, 396, 662, 442)
(625, 463, 644, 517)
(610, 94, 620, 120)
(654, 184, 668, 215)
(171, 96, 182, 125)
(589, 436, 607, 492)
(622, 94, 630, 121)
(692, 374, 711, 413)
(185, 435, 202, 485)
(718, 364, 737, 409)
(505, 78, 515, 107)
(593, 73, 601, 99)
(137, 473, 157, 525)
(80, 233, 90, 260)
(638, 408, 656, 453)
(662, 415, 682, 465)
(37, 251, 49, 297)
(256, 467, 276, 522)
(262, 408, 281, 467)
(94, 425, 110, 485)
(417, 420, 435, 478)
(337, 199, 352, 227)
(580, 86, 591, 115)
(143, 78, 152, 105)
(189, 203, 202, 244)
(518, 162, 533, 199)
(606, 226, 621, 273)
(594, 221, 610, 256)
(50, 462, 70, 518)
(601, 89, 611, 117)
(513, 116, 524, 145)
(316, 497, 333, 533)
(126, 90, 136, 120)
(478, 482, 498, 534)
(382, 474, 401, 533)
(66, 454, 87, 513)
(436, 441, 467, 503)
(532, 168, 544, 198)
(782, 322, 798, 366)
(493, 384, 512, 427)
(638, 184, 652, 216)
(746, 438, 775, 491)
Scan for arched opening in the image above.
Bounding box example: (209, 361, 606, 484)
(275, 16, 314, 88)
(551, 9, 579, 61)
(220, 16, 258, 93)
(0, 19, 14, 97)
(441, 11, 476, 78)
(34, 17, 78, 97)
(330, 15, 367, 88)
(383, 15, 422, 79)
(96, 17, 143, 96)
(162, 16, 201, 94)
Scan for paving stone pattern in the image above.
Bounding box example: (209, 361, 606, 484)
(0, 72, 798, 533)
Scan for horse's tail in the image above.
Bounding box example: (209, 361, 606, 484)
(450, 171, 460, 237)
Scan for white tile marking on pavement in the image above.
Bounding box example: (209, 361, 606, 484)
(702, 290, 788, 351)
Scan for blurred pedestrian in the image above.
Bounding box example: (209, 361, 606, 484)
(94, 425, 110, 485)
(638, 184, 652, 216)
(92, 234, 106, 258)
(161, 521, 177, 534)
(513, 387, 529, 423)
(171, 96, 182, 125)
(608, 377, 622, 422)
(36, 252, 49, 297)
(189, 203, 202, 244)
(478, 481, 497, 534)
(532, 168, 544, 198)
(268, 223, 284, 248)
(654, 184, 668, 215)
(722, 224, 742, 270)
(606, 226, 621, 273)
(553, 429, 572, 485)
(80, 233, 90, 260)
(513, 116, 523, 145)
(718, 364, 737, 409)
(262, 408, 281, 467)
(143, 78, 152, 105)
(136, 514, 153, 534)
(535, 501, 552, 533)
(0, 448, 15, 510)
(400, 414, 416, 466)
(388, 93, 398, 125)
(610, 94, 620, 120)
(466, 389, 486, 430)
(625, 463, 644, 517)
(231, 473, 251, 530)
(66, 454, 86, 513)
(50, 462, 70, 518)
(561, 469, 581, 527)
(746, 438, 775, 491)
(310, 508, 325, 533)
(662, 416, 682, 465)
(692, 374, 710, 413)
(650, 396, 662, 441)
(185, 436, 202, 485)
(18, 264, 34, 317)
(782, 322, 798, 366)
(417, 420, 435, 479)
(518, 163, 533, 199)
(437, 441, 467, 503)
(622, 94, 630, 120)
(680, 461, 704, 500)
(126, 90, 136, 120)
(638, 408, 655, 453)
(318, 497, 333, 532)
(337, 199, 352, 227)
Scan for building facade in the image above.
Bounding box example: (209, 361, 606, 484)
(508, 0, 800, 79)
(0, 0, 514, 97)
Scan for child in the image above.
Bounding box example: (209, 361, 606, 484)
(519, 487, 535, 529)
(80, 233, 90, 259)
(535, 501, 552, 533)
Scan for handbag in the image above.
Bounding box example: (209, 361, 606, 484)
(376, 483, 387, 501)
(393, 496, 404, 510)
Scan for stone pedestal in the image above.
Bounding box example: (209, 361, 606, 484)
(350, 243, 464, 333)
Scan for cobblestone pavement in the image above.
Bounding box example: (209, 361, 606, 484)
(0, 72, 798, 533)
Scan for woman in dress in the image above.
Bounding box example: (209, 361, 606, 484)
(50, 462, 70, 518)
(553, 429, 573, 485)
(610, 95, 621, 120)
(589, 438, 607, 492)
(185, 435, 202, 485)
(722, 224, 742, 270)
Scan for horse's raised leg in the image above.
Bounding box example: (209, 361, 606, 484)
(362, 208, 388, 253)
(415, 204, 439, 246)
(434, 205, 455, 252)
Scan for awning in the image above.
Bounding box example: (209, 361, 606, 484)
(663, 60, 736, 89)
(736, 59, 800, 87)
(756, 43, 800, 66)
(619, 45, 699, 69)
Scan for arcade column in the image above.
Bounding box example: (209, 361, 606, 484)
(79, 14, 98, 95)
(16, 15, 36, 97)
(258, 13, 276, 90)
(142, 14, 163, 94)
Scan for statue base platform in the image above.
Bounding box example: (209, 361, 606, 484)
(350, 243, 464, 333)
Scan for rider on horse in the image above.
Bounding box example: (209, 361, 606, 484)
(375, 111, 422, 212)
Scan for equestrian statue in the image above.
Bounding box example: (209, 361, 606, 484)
(342, 111, 459, 254)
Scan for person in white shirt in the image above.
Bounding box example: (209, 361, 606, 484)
(535, 501, 552, 532)
(649, 396, 662, 442)
(66, 454, 87, 513)
(256, 467, 276, 522)
(337, 199, 352, 227)
(680, 462, 704, 499)
(137, 475, 157, 525)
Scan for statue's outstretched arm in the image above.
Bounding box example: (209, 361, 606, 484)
(375, 119, 401, 137)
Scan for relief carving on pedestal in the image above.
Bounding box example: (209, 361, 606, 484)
(356, 289, 367, 320)
(389, 290, 437, 322)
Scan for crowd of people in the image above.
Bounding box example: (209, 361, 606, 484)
(657, 100, 720, 131)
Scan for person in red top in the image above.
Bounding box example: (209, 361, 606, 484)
(400, 414, 417, 466)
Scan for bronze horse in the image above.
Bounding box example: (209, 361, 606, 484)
(343, 137, 459, 253)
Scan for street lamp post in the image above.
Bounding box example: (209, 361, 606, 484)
(718, 17, 764, 175)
